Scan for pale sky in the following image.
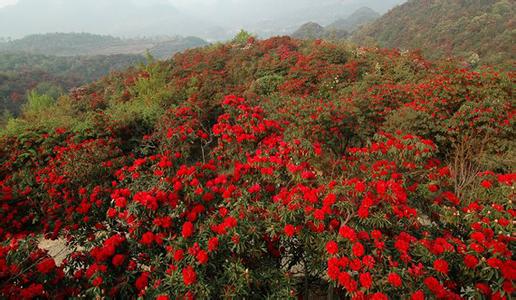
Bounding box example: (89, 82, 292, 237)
(0, 0, 17, 8)
(0, 0, 406, 39)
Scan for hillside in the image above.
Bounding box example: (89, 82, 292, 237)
(291, 7, 380, 40)
(353, 0, 515, 68)
(0, 52, 144, 116)
(291, 22, 328, 39)
(327, 7, 380, 32)
(0, 33, 209, 59)
(0, 37, 513, 299)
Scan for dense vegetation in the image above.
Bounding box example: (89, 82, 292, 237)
(0, 33, 208, 118)
(353, 0, 515, 68)
(0, 33, 208, 59)
(0, 35, 514, 299)
(0, 52, 145, 116)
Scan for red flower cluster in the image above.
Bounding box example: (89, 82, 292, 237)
(0, 36, 514, 299)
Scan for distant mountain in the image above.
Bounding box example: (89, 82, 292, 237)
(327, 7, 380, 32)
(291, 22, 326, 40)
(291, 6, 380, 40)
(148, 37, 208, 59)
(0, 0, 217, 39)
(0, 0, 407, 40)
(0, 33, 208, 59)
(0, 52, 144, 115)
(352, 0, 515, 68)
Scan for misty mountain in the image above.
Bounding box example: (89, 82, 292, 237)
(291, 6, 381, 41)
(327, 7, 380, 32)
(0, 0, 407, 40)
(0, 0, 218, 39)
(291, 22, 326, 40)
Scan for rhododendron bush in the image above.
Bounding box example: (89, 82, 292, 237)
(0, 37, 514, 299)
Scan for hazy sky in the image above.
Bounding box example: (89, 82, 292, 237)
(0, 0, 16, 7)
(0, 0, 406, 39)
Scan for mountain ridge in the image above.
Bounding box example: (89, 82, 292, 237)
(352, 0, 515, 68)
(0, 32, 208, 59)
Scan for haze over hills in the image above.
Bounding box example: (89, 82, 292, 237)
(353, 0, 515, 68)
(0, 33, 208, 58)
(327, 7, 380, 32)
(291, 7, 379, 40)
(0, 0, 407, 40)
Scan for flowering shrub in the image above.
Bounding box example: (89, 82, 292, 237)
(0, 37, 514, 299)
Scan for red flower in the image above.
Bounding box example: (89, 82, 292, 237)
(114, 197, 127, 208)
(301, 171, 316, 179)
(314, 209, 325, 220)
(480, 180, 492, 189)
(20, 283, 44, 299)
(182, 221, 194, 238)
(371, 230, 382, 240)
(208, 237, 219, 252)
(388, 273, 402, 287)
(370, 292, 388, 300)
(196, 250, 208, 265)
(36, 258, 56, 274)
(487, 257, 502, 269)
(428, 184, 439, 192)
(284, 224, 296, 237)
(339, 225, 357, 241)
(352, 242, 365, 257)
(355, 181, 365, 193)
(173, 249, 184, 262)
(156, 295, 170, 300)
(424, 276, 442, 294)
(359, 272, 372, 289)
(500, 260, 516, 280)
(475, 283, 491, 295)
(410, 290, 425, 300)
(182, 265, 197, 286)
(326, 240, 338, 255)
(112, 254, 125, 267)
(92, 276, 103, 287)
(135, 272, 149, 290)
(433, 259, 449, 274)
(463, 254, 478, 269)
(140, 231, 155, 245)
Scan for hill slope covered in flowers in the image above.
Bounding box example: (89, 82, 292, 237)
(0, 37, 514, 299)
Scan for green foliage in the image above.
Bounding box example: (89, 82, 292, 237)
(24, 90, 55, 113)
(0, 52, 145, 116)
(0, 33, 208, 58)
(292, 22, 326, 40)
(252, 75, 285, 96)
(233, 30, 254, 44)
(353, 0, 515, 68)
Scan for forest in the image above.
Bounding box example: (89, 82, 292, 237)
(352, 0, 515, 68)
(0, 33, 208, 120)
(0, 52, 145, 117)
